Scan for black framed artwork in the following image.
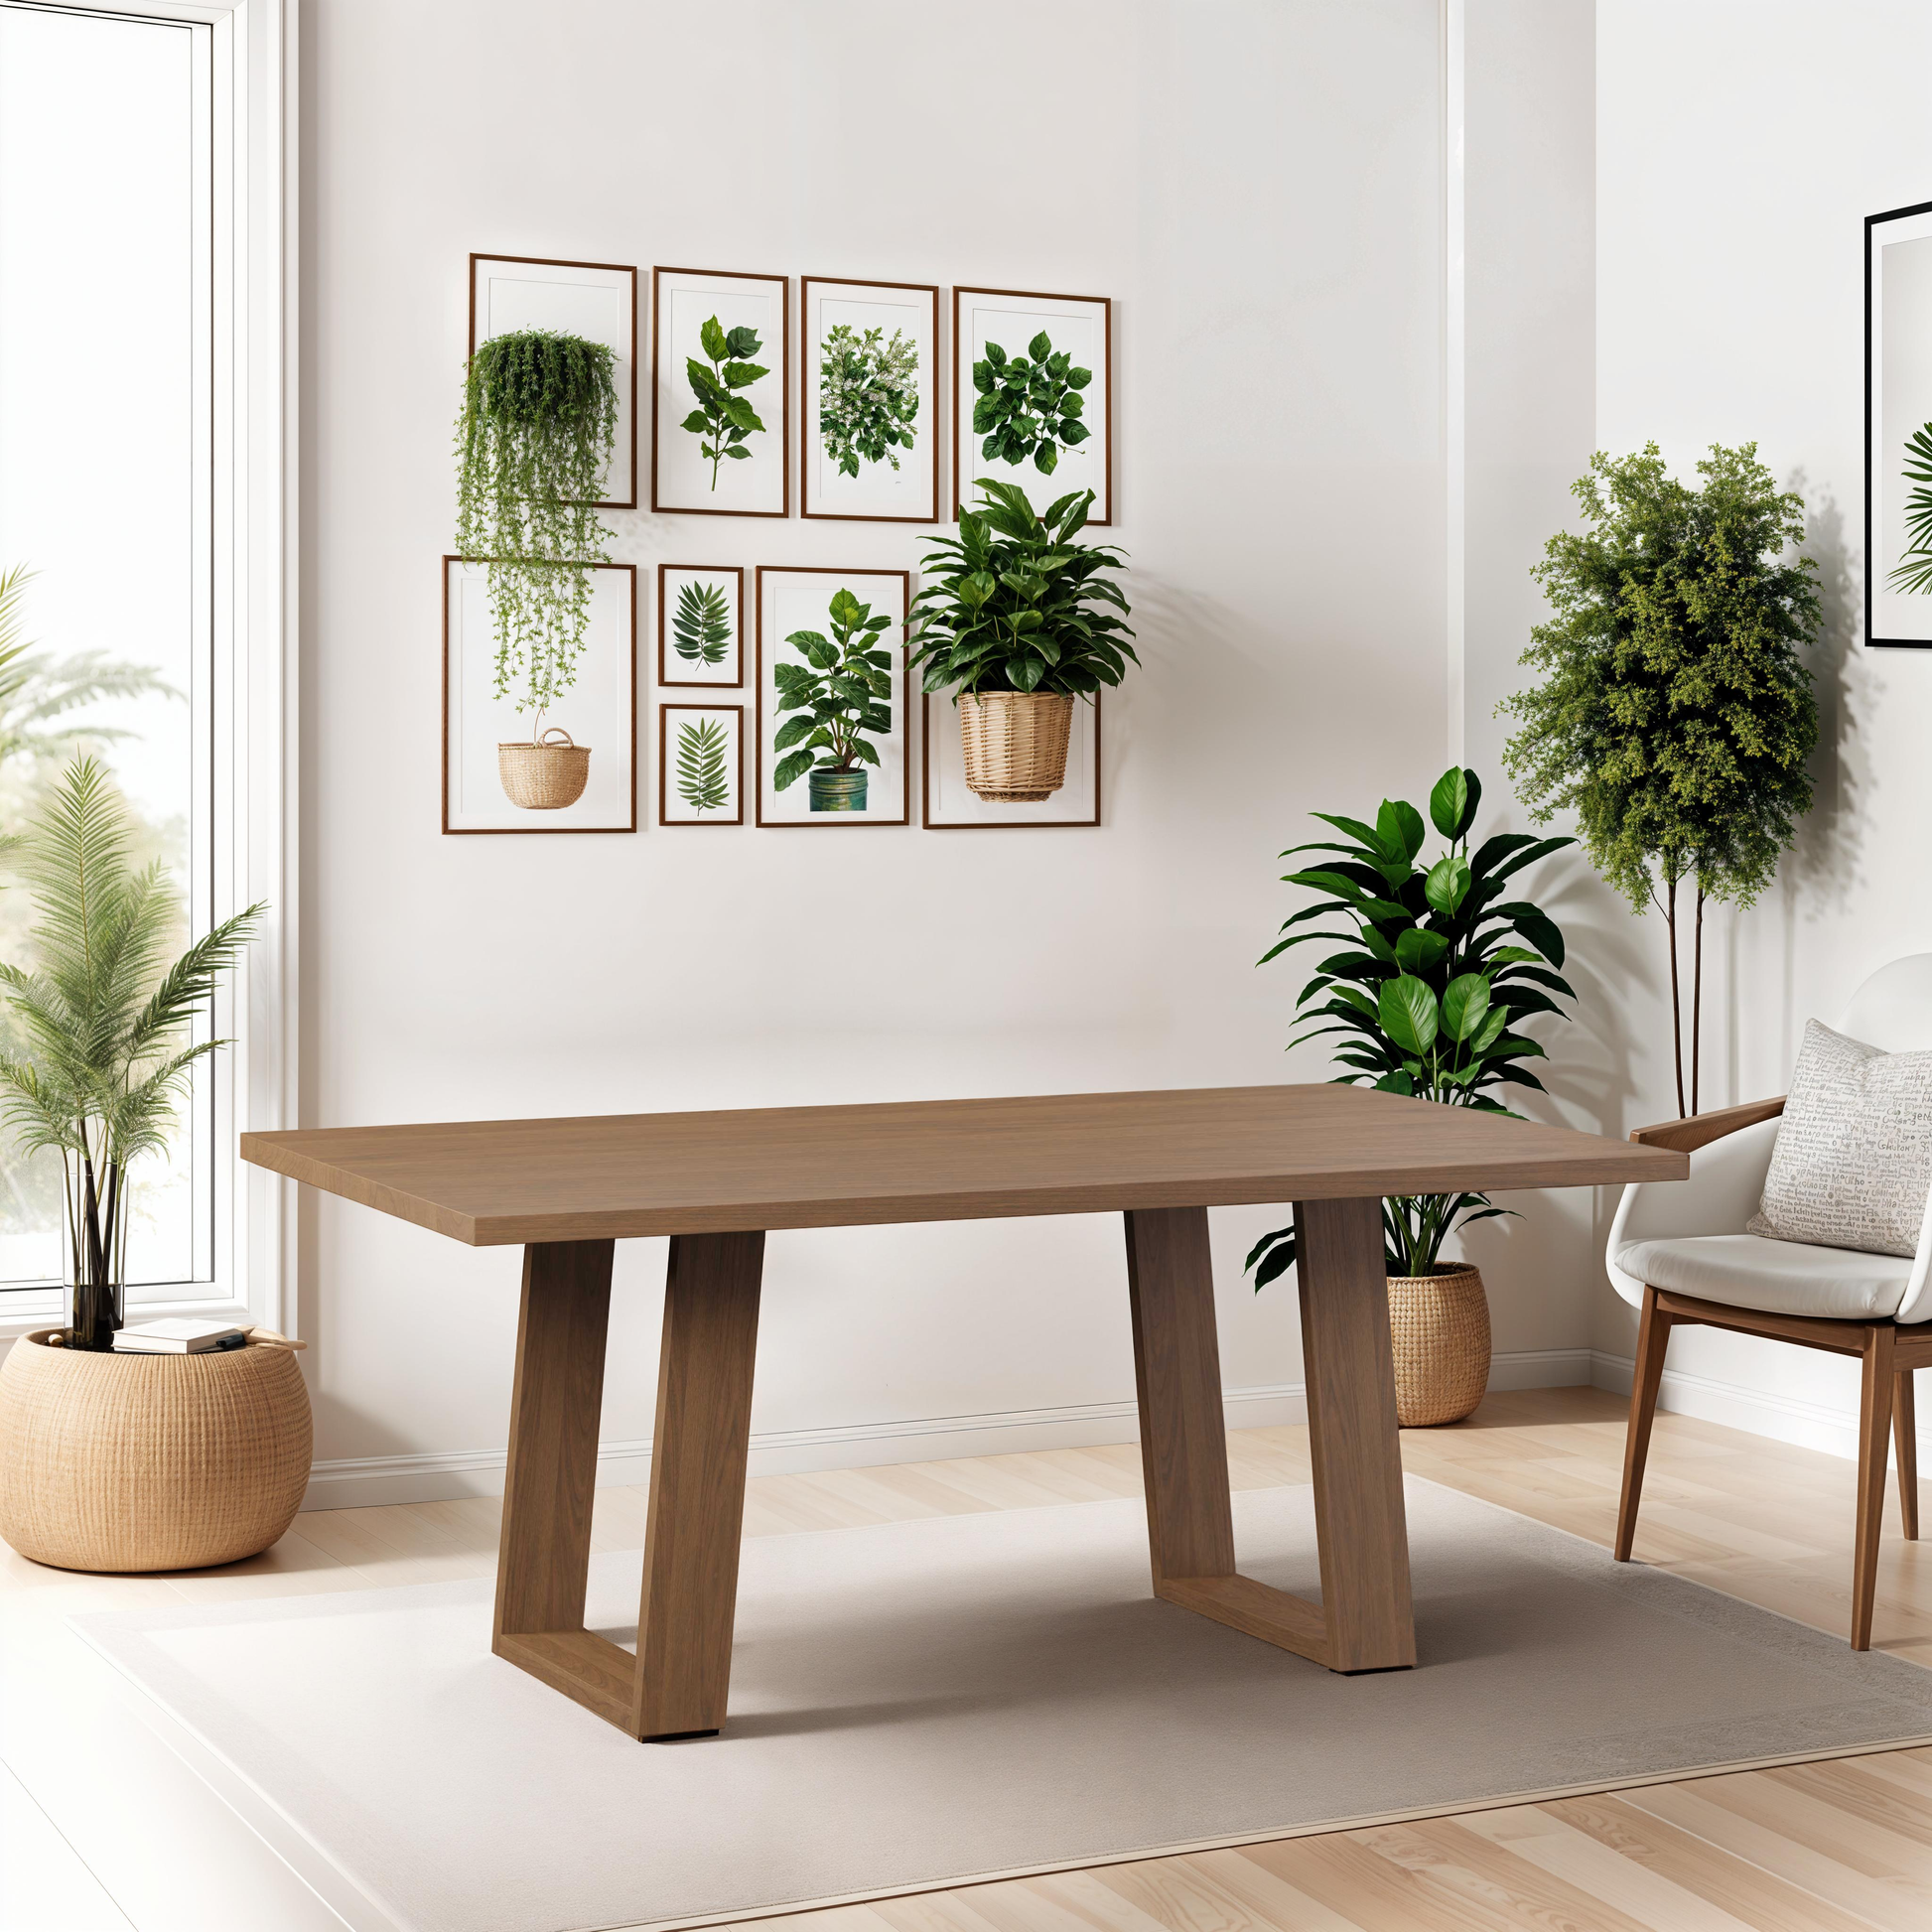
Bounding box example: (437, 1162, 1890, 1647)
(1866, 200, 1932, 647)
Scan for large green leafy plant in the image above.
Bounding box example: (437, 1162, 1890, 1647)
(683, 316, 767, 491)
(454, 329, 617, 729)
(907, 482, 1136, 697)
(1500, 442, 1818, 1116)
(819, 324, 919, 478)
(0, 759, 261, 1348)
(1245, 767, 1576, 1286)
(772, 588, 897, 793)
(972, 331, 1090, 475)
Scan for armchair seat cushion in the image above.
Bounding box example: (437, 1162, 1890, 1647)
(1614, 1233, 1913, 1320)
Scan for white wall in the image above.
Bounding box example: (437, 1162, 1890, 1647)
(1587, 0, 1932, 1451)
(297, 0, 1473, 1501)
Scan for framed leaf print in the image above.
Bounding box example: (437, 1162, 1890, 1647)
(755, 566, 909, 827)
(442, 557, 637, 834)
(1867, 200, 1932, 646)
(923, 691, 1101, 828)
(659, 703, 745, 826)
(651, 266, 788, 517)
(953, 286, 1112, 523)
(470, 254, 636, 509)
(801, 275, 939, 522)
(656, 564, 743, 688)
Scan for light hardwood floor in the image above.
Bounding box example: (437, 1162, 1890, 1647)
(5, 1385, 1932, 1930)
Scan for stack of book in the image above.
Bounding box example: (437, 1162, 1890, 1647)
(112, 1318, 249, 1355)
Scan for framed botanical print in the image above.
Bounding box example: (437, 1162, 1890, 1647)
(659, 703, 745, 826)
(442, 557, 637, 834)
(923, 691, 1101, 828)
(470, 253, 637, 509)
(801, 276, 939, 522)
(1868, 201, 1932, 646)
(754, 566, 909, 827)
(656, 564, 744, 687)
(953, 286, 1112, 523)
(651, 266, 788, 517)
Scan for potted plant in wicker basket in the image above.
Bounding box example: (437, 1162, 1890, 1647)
(0, 759, 307, 1573)
(1244, 767, 1578, 1425)
(907, 481, 1135, 802)
(455, 328, 618, 808)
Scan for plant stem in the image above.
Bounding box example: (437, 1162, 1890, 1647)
(1691, 884, 1705, 1117)
(1665, 871, 1685, 1118)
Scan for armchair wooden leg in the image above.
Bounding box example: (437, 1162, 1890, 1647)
(1615, 1285, 1673, 1562)
(1854, 1323, 1898, 1651)
(1896, 1366, 1919, 1543)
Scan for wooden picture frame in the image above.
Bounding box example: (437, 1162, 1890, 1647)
(651, 266, 789, 517)
(655, 564, 745, 688)
(658, 702, 746, 826)
(442, 557, 638, 835)
(470, 253, 637, 510)
(1867, 200, 1932, 647)
(754, 566, 911, 827)
(952, 285, 1112, 524)
(801, 275, 940, 523)
(922, 690, 1101, 829)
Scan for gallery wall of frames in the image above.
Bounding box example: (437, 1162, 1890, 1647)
(446, 253, 1123, 837)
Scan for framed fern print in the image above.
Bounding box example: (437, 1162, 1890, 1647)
(953, 286, 1112, 524)
(801, 276, 939, 523)
(1867, 200, 1932, 646)
(658, 703, 744, 826)
(656, 564, 743, 687)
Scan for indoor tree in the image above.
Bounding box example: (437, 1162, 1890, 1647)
(1245, 767, 1577, 1287)
(454, 329, 617, 730)
(1500, 442, 1820, 1117)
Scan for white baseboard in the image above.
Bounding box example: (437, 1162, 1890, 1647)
(299, 1347, 1596, 1511)
(1590, 1348, 1870, 1462)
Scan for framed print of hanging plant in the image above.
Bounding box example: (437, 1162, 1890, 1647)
(801, 277, 938, 522)
(453, 324, 619, 780)
(651, 266, 789, 517)
(470, 254, 636, 506)
(754, 567, 909, 827)
(656, 565, 743, 688)
(953, 287, 1112, 523)
(658, 703, 744, 826)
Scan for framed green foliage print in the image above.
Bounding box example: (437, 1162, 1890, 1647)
(953, 287, 1112, 524)
(1867, 200, 1932, 646)
(754, 567, 909, 827)
(658, 702, 744, 825)
(656, 564, 743, 688)
(801, 276, 938, 523)
(651, 266, 789, 517)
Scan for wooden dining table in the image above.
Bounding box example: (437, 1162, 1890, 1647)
(241, 1084, 1684, 1742)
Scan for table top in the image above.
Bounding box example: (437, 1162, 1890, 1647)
(238, 1084, 1686, 1247)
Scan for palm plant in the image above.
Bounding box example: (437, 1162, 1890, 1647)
(0, 758, 262, 1348)
(1888, 422, 1932, 595)
(672, 581, 733, 666)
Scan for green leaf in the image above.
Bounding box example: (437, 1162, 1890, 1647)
(771, 715, 815, 752)
(1028, 330, 1052, 360)
(1428, 767, 1467, 840)
(984, 341, 1008, 368)
(1442, 973, 1490, 1043)
(772, 749, 815, 790)
(1377, 799, 1426, 862)
(1424, 854, 1471, 914)
(700, 315, 729, 362)
(724, 324, 761, 358)
(721, 360, 766, 389)
(1378, 974, 1439, 1056)
(1393, 927, 1449, 973)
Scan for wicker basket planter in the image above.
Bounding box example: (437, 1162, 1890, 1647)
(497, 728, 591, 810)
(1387, 1265, 1491, 1427)
(959, 691, 1075, 802)
(0, 1329, 312, 1573)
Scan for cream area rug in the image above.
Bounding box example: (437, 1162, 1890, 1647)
(74, 1477, 1932, 1932)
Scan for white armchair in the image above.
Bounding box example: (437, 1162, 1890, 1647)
(1605, 953, 1932, 1650)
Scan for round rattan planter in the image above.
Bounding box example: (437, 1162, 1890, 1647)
(0, 1330, 312, 1573)
(959, 691, 1074, 802)
(497, 728, 591, 810)
(1387, 1265, 1491, 1427)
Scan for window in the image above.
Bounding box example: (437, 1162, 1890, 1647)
(0, 0, 292, 1327)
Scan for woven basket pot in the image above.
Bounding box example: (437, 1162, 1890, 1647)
(0, 1330, 312, 1573)
(959, 691, 1074, 802)
(1386, 1265, 1491, 1427)
(497, 728, 591, 810)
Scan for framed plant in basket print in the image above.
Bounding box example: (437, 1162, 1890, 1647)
(953, 286, 1112, 523)
(1868, 200, 1932, 646)
(802, 276, 939, 522)
(652, 267, 788, 517)
(755, 567, 909, 827)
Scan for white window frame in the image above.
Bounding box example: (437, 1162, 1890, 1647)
(0, 0, 297, 1341)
